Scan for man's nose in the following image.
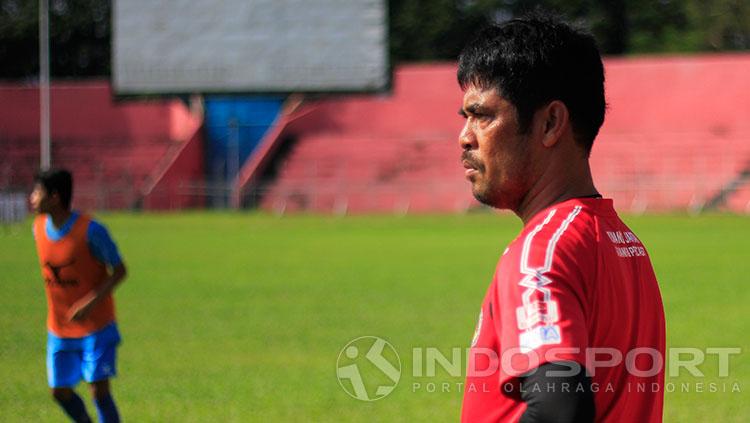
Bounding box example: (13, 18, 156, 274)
(459, 123, 475, 151)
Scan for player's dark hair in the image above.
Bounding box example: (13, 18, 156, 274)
(457, 12, 606, 156)
(34, 168, 73, 210)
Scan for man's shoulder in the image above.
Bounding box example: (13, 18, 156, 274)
(32, 214, 47, 231)
(32, 214, 45, 228)
(522, 203, 597, 247)
(31, 215, 46, 240)
(502, 203, 598, 274)
(85, 216, 104, 231)
(79, 214, 109, 236)
(84, 218, 119, 249)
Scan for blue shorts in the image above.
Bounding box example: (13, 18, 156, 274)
(47, 322, 121, 388)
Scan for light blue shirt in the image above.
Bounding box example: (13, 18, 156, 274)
(35, 211, 122, 266)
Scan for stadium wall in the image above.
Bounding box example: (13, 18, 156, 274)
(0, 80, 203, 210)
(247, 55, 750, 214)
(139, 119, 206, 210)
(2, 54, 749, 213)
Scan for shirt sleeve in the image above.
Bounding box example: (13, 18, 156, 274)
(495, 210, 593, 385)
(519, 361, 595, 422)
(87, 220, 123, 266)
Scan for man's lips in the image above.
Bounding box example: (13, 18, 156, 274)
(462, 160, 480, 178)
(462, 159, 478, 169)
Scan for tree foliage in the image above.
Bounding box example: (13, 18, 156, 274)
(0, 0, 748, 79)
(0, 0, 110, 79)
(390, 0, 750, 60)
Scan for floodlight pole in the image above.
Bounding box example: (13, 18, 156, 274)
(39, 0, 51, 170)
(228, 118, 240, 207)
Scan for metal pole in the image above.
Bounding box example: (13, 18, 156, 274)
(228, 118, 239, 207)
(39, 0, 51, 170)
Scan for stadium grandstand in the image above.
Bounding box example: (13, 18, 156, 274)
(2, 54, 750, 215)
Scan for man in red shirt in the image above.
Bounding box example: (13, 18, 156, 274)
(457, 14, 665, 422)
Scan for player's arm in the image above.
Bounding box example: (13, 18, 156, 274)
(68, 221, 127, 322)
(519, 361, 594, 423)
(94, 261, 127, 300)
(68, 262, 127, 322)
(495, 212, 596, 420)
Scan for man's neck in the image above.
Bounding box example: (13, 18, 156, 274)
(515, 160, 599, 225)
(48, 209, 73, 229)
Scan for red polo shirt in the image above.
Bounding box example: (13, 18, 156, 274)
(462, 198, 665, 422)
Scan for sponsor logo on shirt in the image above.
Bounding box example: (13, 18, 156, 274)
(44, 259, 79, 287)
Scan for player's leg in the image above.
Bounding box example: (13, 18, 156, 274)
(82, 326, 121, 423)
(51, 387, 92, 423)
(89, 379, 120, 423)
(47, 336, 91, 423)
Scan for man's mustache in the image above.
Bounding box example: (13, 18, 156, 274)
(461, 151, 483, 171)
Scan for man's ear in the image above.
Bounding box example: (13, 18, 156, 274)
(539, 100, 569, 148)
(49, 191, 61, 208)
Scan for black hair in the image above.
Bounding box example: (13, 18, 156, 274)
(457, 12, 606, 155)
(34, 168, 73, 209)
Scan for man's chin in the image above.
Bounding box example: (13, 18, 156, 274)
(471, 186, 495, 208)
(472, 184, 513, 210)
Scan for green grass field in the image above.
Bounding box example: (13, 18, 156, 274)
(1, 212, 748, 421)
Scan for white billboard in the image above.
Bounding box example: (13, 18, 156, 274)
(113, 0, 388, 94)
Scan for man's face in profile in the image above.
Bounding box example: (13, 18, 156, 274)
(459, 85, 533, 211)
(29, 183, 55, 214)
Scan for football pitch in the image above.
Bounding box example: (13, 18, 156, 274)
(1, 212, 748, 422)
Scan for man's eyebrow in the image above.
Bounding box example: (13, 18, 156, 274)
(460, 103, 488, 116)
